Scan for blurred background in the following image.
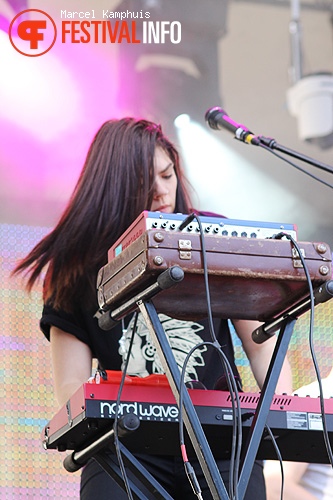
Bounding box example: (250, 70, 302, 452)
(1, 0, 333, 498)
(1, 0, 333, 244)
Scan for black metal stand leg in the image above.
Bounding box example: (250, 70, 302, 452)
(237, 318, 296, 499)
(93, 450, 157, 500)
(63, 415, 174, 499)
(94, 444, 174, 500)
(138, 299, 230, 500)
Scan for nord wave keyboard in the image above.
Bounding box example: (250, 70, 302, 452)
(43, 372, 333, 464)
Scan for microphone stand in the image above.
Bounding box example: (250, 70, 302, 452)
(205, 107, 333, 178)
(256, 135, 333, 175)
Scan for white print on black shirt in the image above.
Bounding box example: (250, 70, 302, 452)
(119, 313, 206, 382)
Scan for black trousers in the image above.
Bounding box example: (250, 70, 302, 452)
(80, 453, 266, 499)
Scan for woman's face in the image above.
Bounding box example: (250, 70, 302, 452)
(150, 147, 178, 213)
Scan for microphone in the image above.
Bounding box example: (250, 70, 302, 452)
(205, 107, 260, 145)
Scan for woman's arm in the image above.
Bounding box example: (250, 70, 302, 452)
(233, 319, 293, 394)
(50, 326, 93, 407)
(264, 460, 316, 500)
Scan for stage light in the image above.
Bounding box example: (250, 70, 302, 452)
(174, 114, 191, 129)
(176, 119, 310, 226)
(115, 0, 229, 139)
(287, 73, 333, 149)
(287, 2, 333, 149)
(0, 30, 81, 142)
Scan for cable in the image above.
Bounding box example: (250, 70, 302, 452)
(178, 213, 243, 499)
(112, 313, 139, 500)
(273, 232, 333, 466)
(192, 213, 218, 343)
(178, 342, 242, 499)
(257, 141, 333, 190)
(192, 213, 243, 499)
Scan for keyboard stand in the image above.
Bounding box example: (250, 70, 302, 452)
(97, 266, 230, 498)
(76, 272, 333, 499)
(64, 432, 174, 499)
(138, 299, 230, 499)
(138, 300, 297, 500)
(237, 317, 296, 498)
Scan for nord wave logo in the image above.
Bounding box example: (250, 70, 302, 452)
(100, 401, 180, 420)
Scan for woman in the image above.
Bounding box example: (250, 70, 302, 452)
(14, 117, 292, 499)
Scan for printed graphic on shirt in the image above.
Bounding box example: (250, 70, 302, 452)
(118, 313, 206, 382)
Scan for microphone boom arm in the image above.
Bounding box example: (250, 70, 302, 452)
(205, 107, 333, 180)
(257, 136, 333, 175)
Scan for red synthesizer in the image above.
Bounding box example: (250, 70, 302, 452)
(42, 372, 333, 464)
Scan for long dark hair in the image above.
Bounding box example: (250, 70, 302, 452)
(13, 118, 192, 311)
